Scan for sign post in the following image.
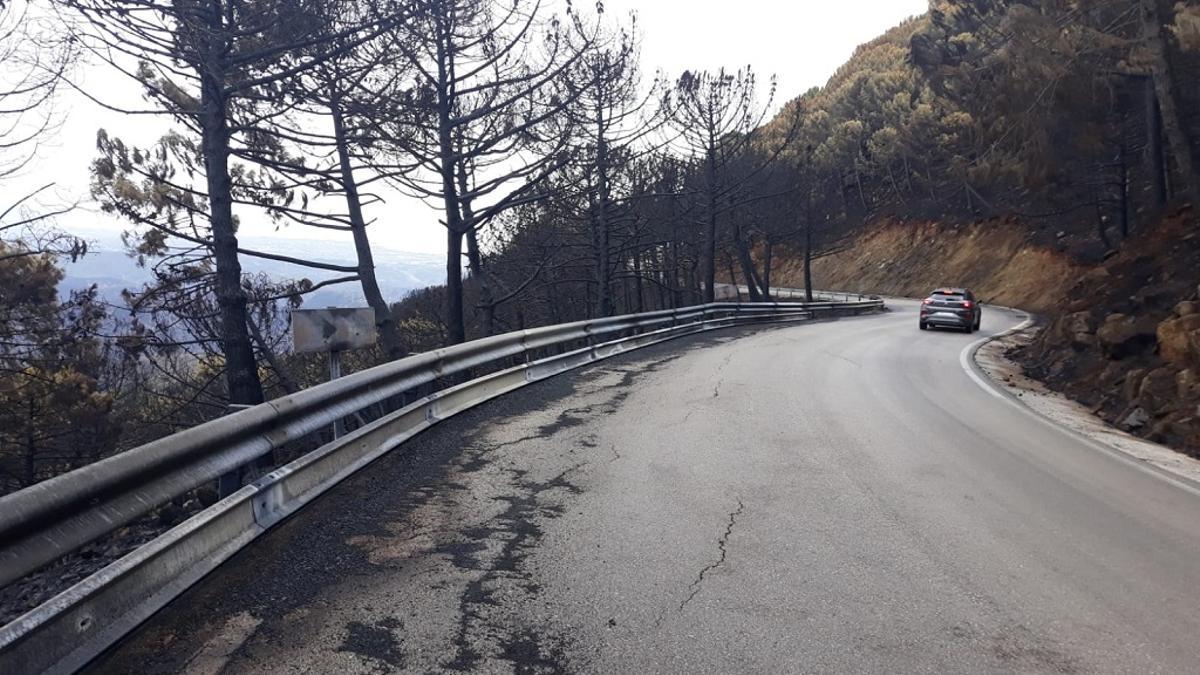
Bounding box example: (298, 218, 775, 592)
(291, 308, 378, 439)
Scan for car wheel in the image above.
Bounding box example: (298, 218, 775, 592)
(919, 321, 928, 331)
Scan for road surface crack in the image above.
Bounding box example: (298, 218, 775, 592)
(820, 349, 862, 368)
(711, 352, 734, 399)
(678, 498, 744, 613)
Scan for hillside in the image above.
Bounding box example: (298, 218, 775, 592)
(770, 218, 1082, 313)
(751, 0, 1200, 457)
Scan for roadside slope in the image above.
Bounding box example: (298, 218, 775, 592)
(769, 218, 1082, 313)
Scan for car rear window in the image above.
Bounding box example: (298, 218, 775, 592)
(932, 293, 964, 300)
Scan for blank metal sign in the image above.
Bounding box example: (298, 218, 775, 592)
(291, 308, 377, 353)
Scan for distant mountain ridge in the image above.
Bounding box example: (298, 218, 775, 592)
(60, 228, 445, 308)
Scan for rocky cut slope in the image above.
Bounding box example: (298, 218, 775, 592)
(1013, 210, 1200, 455)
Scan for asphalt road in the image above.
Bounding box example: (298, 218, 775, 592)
(91, 301, 1200, 674)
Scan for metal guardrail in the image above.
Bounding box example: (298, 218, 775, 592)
(716, 283, 872, 304)
(0, 298, 883, 673)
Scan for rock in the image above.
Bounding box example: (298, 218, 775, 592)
(1064, 311, 1095, 349)
(1148, 419, 1173, 443)
(1066, 298, 1093, 313)
(1098, 361, 1126, 389)
(1097, 313, 1158, 359)
(1170, 416, 1198, 439)
(1047, 358, 1068, 379)
(1120, 407, 1150, 430)
(1138, 367, 1179, 412)
(1065, 311, 1093, 334)
(1179, 369, 1199, 400)
(1098, 313, 1130, 342)
(1123, 368, 1148, 402)
(1176, 301, 1199, 317)
(1133, 286, 1176, 311)
(1156, 314, 1200, 367)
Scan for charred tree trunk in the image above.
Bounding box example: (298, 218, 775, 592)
(854, 163, 867, 212)
(593, 111, 614, 317)
(1119, 142, 1131, 239)
(1095, 186, 1113, 252)
(458, 164, 495, 336)
(465, 225, 483, 274)
(199, 20, 264, 407)
(1146, 76, 1170, 209)
(734, 237, 764, 302)
(435, 29, 466, 345)
(632, 250, 645, 313)
(803, 223, 815, 303)
(23, 397, 36, 489)
(669, 216, 683, 308)
(1142, 0, 1200, 212)
(444, 224, 465, 343)
(464, 224, 485, 286)
(332, 99, 405, 360)
(725, 254, 740, 301)
(762, 238, 773, 300)
(703, 140, 719, 303)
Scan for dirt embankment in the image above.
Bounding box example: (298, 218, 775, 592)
(765, 213, 1200, 457)
(769, 218, 1083, 313)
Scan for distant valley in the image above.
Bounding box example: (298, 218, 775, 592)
(60, 229, 445, 309)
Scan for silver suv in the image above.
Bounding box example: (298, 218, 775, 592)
(919, 288, 982, 332)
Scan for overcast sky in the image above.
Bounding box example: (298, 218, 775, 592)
(17, 0, 927, 256)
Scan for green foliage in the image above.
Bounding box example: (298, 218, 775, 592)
(757, 0, 1198, 252)
(0, 240, 120, 495)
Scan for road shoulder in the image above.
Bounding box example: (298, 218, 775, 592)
(971, 321, 1200, 489)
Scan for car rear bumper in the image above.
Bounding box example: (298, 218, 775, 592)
(922, 312, 971, 327)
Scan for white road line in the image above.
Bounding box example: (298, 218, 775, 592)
(958, 316, 1034, 406)
(958, 315, 1200, 498)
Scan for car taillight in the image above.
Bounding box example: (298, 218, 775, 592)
(962, 301, 973, 309)
(922, 298, 933, 305)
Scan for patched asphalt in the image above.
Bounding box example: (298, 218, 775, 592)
(88, 306, 1200, 673)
